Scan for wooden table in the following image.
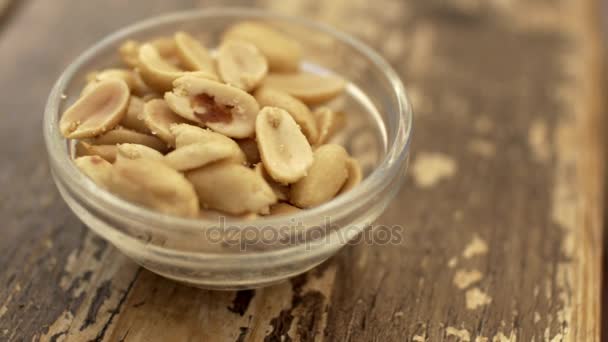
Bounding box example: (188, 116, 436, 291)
(0, 0, 604, 341)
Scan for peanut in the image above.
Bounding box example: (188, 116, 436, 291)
(254, 163, 289, 201)
(74, 155, 113, 188)
(314, 107, 345, 145)
(90, 126, 167, 152)
(269, 202, 301, 216)
(120, 96, 150, 133)
(339, 158, 363, 194)
(174, 31, 216, 75)
(116, 143, 164, 162)
(262, 72, 346, 104)
(142, 99, 189, 146)
(217, 40, 268, 91)
(75, 141, 117, 163)
(169, 124, 246, 164)
(164, 141, 236, 171)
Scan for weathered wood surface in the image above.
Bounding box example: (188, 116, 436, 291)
(0, 0, 604, 341)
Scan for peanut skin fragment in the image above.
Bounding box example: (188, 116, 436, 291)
(109, 157, 199, 217)
(74, 155, 113, 188)
(262, 72, 346, 105)
(290, 144, 349, 208)
(187, 161, 277, 215)
(60, 79, 130, 139)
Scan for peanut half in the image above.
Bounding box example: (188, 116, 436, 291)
(119, 40, 140, 68)
(254, 163, 289, 201)
(74, 155, 113, 188)
(75, 141, 117, 163)
(262, 72, 346, 105)
(60, 79, 130, 139)
(223, 21, 302, 72)
(174, 31, 216, 75)
(165, 76, 259, 138)
(217, 40, 268, 91)
(187, 161, 277, 215)
(236, 138, 261, 165)
(339, 158, 363, 194)
(256, 107, 313, 184)
(164, 141, 236, 171)
(109, 157, 199, 217)
(169, 124, 246, 165)
(142, 99, 189, 146)
(254, 87, 318, 144)
(269, 202, 301, 216)
(116, 143, 164, 162)
(314, 107, 345, 145)
(290, 144, 349, 208)
(120, 96, 150, 133)
(90, 126, 167, 152)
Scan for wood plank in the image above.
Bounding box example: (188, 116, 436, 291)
(0, 0, 603, 341)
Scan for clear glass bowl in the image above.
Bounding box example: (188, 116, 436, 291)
(43, 8, 413, 290)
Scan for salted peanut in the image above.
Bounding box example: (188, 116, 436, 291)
(256, 107, 313, 184)
(314, 107, 345, 145)
(164, 141, 235, 171)
(254, 163, 289, 201)
(109, 157, 199, 217)
(339, 157, 363, 194)
(187, 161, 276, 215)
(74, 156, 113, 188)
(75, 141, 118, 163)
(137, 43, 216, 92)
(290, 144, 349, 208)
(117, 143, 164, 162)
(236, 138, 260, 165)
(91, 127, 167, 152)
(262, 72, 346, 104)
(269, 203, 301, 216)
(119, 96, 149, 133)
(60, 79, 130, 139)
(174, 31, 216, 75)
(119, 40, 140, 68)
(165, 76, 259, 138)
(217, 40, 268, 91)
(170, 124, 246, 164)
(254, 87, 318, 144)
(142, 99, 189, 146)
(223, 21, 302, 72)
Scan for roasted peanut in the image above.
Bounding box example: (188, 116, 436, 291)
(262, 72, 346, 104)
(217, 40, 268, 91)
(254, 87, 318, 144)
(269, 202, 301, 216)
(117, 143, 164, 162)
(256, 107, 313, 184)
(314, 107, 345, 145)
(165, 76, 259, 138)
(91, 127, 168, 152)
(142, 99, 189, 146)
(109, 157, 199, 217)
(74, 155, 113, 188)
(223, 21, 302, 72)
(75, 141, 117, 162)
(61, 79, 130, 139)
(164, 141, 236, 171)
(187, 161, 277, 215)
(170, 124, 246, 164)
(119, 40, 140, 68)
(120, 96, 150, 133)
(137, 43, 216, 92)
(290, 144, 349, 208)
(174, 31, 216, 75)
(339, 157, 363, 194)
(254, 163, 289, 201)
(236, 138, 260, 165)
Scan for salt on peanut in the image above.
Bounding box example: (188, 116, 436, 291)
(254, 87, 318, 144)
(60, 79, 130, 139)
(169, 124, 246, 164)
(187, 161, 277, 215)
(164, 141, 237, 171)
(254, 163, 289, 201)
(137, 43, 216, 92)
(174, 31, 216, 75)
(314, 107, 345, 145)
(165, 76, 259, 138)
(74, 155, 113, 188)
(269, 202, 301, 216)
(142, 99, 189, 146)
(256, 107, 314, 184)
(116, 143, 164, 162)
(236, 138, 261, 165)
(262, 72, 346, 104)
(290, 144, 349, 208)
(223, 21, 302, 72)
(75, 141, 117, 163)
(120, 96, 150, 133)
(91, 126, 168, 152)
(217, 40, 268, 91)
(339, 158, 363, 194)
(109, 157, 199, 217)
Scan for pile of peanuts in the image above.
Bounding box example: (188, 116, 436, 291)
(60, 22, 362, 218)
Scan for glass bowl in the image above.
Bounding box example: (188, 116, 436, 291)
(43, 8, 413, 290)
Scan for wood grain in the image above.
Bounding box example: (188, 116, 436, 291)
(0, 0, 604, 341)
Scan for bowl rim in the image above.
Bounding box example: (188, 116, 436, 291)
(44, 8, 413, 247)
